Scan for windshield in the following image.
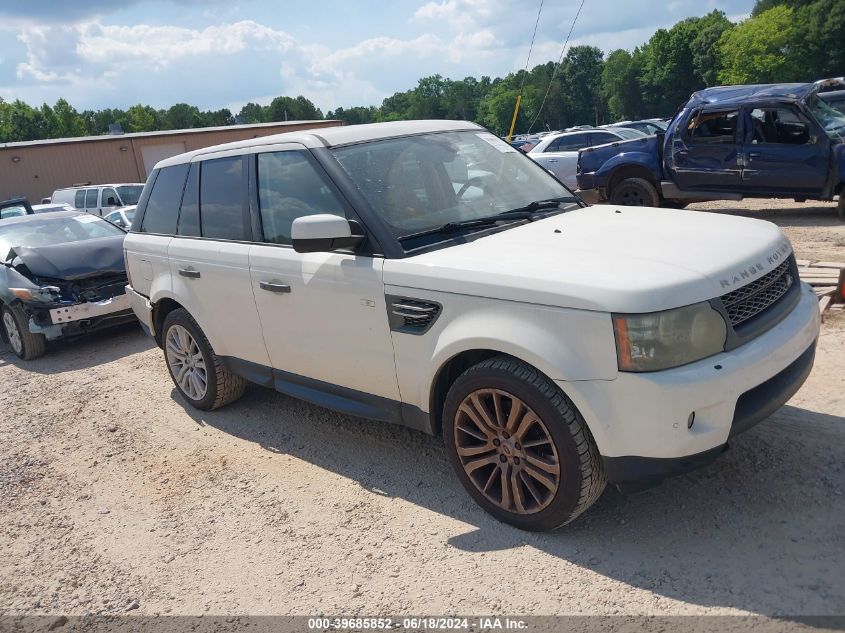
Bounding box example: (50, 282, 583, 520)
(331, 130, 577, 239)
(116, 185, 143, 205)
(0, 206, 28, 219)
(807, 95, 845, 140)
(0, 215, 123, 259)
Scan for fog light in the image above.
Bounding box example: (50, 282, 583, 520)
(687, 412, 696, 429)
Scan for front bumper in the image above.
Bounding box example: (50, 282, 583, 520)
(559, 283, 820, 483)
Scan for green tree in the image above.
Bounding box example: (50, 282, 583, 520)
(238, 102, 267, 124)
(165, 103, 202, 129)
(602, 49, 642, 120)
(718, 5, 797, 84)
(690, 11, 734, 86)
(126, 104, 159, 132)
(791, 0, 845, 79)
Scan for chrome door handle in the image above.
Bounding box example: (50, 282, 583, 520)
(259, 280, 291, 294)
(178, 267, 200, 279)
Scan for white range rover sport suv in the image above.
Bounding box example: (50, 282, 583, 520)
(125, 120, 820, 531)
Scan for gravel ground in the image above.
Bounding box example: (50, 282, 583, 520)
(1, 200, 844, 618)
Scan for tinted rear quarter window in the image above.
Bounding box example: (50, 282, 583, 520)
(178, 163, 200, 236)
(85, 189, 98, 209)
(74, 190, 85, 208)
(141, 164, 189, 234)
(200, 156, 247, 241)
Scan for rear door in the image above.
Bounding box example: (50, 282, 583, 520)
(740, 104, 830, 194)
(167, 153, 270, 368)
(668, 108, 743, 190)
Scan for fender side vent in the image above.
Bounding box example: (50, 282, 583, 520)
(386, 295, 442, 335)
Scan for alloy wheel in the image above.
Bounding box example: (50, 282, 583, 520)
(165, 324, 208, 401)
(453, 388, 560, 515)
(3, 312, 22, 356)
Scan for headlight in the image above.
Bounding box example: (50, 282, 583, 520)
(613, 302, 727, 372)
(9, 286, 61, 303)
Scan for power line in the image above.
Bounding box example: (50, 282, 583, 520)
(507, 0, 545, 141)
(527, 0, 586, 133)
(518, 0, 545, 95)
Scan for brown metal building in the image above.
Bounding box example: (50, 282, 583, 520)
(0, 120, 342, 202)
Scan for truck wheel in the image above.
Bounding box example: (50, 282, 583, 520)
(443, 356, 606, 531)
(2, 304, 46, 361)
(161, 308, 246, 410)
(610, 177, 660, 207)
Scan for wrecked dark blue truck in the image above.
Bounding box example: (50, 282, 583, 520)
(576, 80, 845, 219)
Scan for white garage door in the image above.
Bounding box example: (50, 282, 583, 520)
(141, 142, 187, 175)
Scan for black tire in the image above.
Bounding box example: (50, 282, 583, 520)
(443, 356, 606, 531)
(161, 308, 246, 410)
(838, 195, 844, 221)
(609, 177, 660, 207)
(1, 304, 46, 360)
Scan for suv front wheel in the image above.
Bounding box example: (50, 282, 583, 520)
(443, 356, 606, 531)
(161, 308, 246, 410)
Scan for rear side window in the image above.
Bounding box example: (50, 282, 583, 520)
(199, 156, 246, 241)
(590, 132, 617, 145)
(257, 151, 347, 245)
(177, 163, 200, 237)
(85, 189, 98, 209)
(141, 164, 189, 234)
(74, 190, 85, 208)
(688, 109, 739, 144)
(556, 134, 591, 151)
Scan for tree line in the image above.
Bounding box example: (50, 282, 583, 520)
(1, 0, 841, 144)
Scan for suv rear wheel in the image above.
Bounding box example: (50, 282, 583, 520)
(2, 304, 46, 360)
(162, 308, 246, 410)
(443, 356, 606, 531)
(609, 177, 660, 207)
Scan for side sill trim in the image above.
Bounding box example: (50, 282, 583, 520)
(218, 356, 435, 435)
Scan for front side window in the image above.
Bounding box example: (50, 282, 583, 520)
(687, 110, 739, 144)
(199, 156, 246, 241)
(331, 130, 576, 239)
(74, 190, 85, 208)
(806, 95, 845, 141)
(749, 107, 811, 145)
(140, 164, 189, 234)
(102, 187, 119, 206)
(85, 189, 98, 209)
(257, 151, 347, 245)
(591, 132, 618, 145)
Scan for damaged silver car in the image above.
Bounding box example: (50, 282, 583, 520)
(0, 211, 135, 360)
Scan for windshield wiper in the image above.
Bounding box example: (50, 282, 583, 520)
(398, 199, 570, 242)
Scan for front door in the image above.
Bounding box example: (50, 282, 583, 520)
(247, 146, 400, 407)
(669, 108, 742, 191)
(740, 105, 831, 194)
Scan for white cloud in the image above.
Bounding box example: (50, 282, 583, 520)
(1, 0, 757, 113)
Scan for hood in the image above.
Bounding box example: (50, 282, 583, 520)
(383, 206, 791, 313)
(10, 235, 126, 281)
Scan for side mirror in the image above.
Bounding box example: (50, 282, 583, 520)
(291, 214, 364, 254)
(105, 197, 118, 206)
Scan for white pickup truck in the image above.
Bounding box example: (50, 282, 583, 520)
(124, 120, 819, 531)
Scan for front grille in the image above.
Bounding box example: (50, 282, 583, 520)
(386, 296, 442, 334)
(719, 258, 793, 327)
